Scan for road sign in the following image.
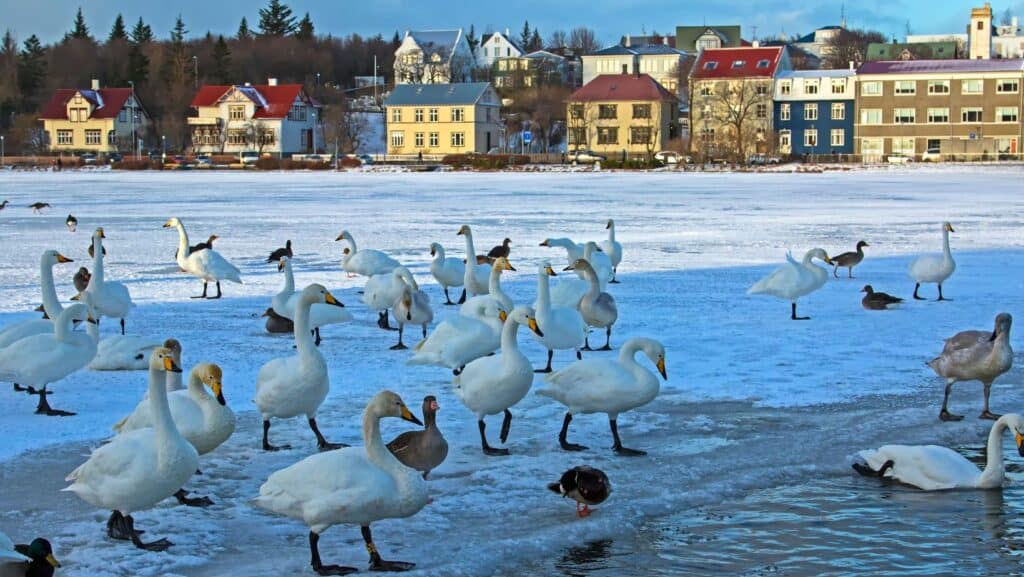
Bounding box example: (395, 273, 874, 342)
(522, 131, 532, 144)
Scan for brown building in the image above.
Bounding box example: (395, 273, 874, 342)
(855, 59, 1024, 160)
(566, 73, 679, 157)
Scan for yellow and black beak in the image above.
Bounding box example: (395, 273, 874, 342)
(498, 310, 508, 322)
(539, 240, 549, 246)
(334, 232, 345, 241)
(324, 291, 344, 307)
(545, 266, 556, 276)
(563, 264, 575, 272)
(824, 256, 832, 265)
(96, 228, 106, 238)
(657, 357, 667, 380)
(506, 261, 517, 272)
(163, 357, 183, 373)
(430, 248, 436, 256)
(86, 315, 98, 325)
(528, 317, 544, 337)
(1016, 431, 1024, 457)
(56, 253, 73, 263)
(606, 221, 612, 229)
(456, 226, 466, 236)
(948, 225, 955, 233)
(162, 219, 174, 228)
(46, 554, 60, 568)
(400, 404, 424, 426)
(212, 380, 226, 406)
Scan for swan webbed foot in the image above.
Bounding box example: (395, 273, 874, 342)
(318, 441, 349, 452)
(560, 441, 588, 452)
(12, 383, 27, 392)
(369, 559, 416, 572)
(581, 345, 594, 351)
(852, 459, 894, 478)
(939, 409, 964, 422)
(936, 296, 952, 301)
(314, 565, 358, 576)
(980, 410, 1001, 420)
(609, 279, 621, 284)
(597, 344, 613, 351)
(534, 367, 553, 373)
(613, 446, 647, 456)
(174, 489, 214, 507)
(912, 295, 926, 300)
(123, 515, 173, 551)
(482, 446, 510, 456)
(389, 343, 408, 350)
(310, 418, 347, 451)
(32, 387, 75, 416)
(262, 442, 290, 451)
(912, 283, 925, 300)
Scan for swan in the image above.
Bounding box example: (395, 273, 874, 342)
(533, 262, 586, 373)
(428, 242, 465, 305)
(601, 219, 623, 283)
(272, 256, 354, 345)
(461, 256, 515, 313)
(540, 237, 584, 267)
(0, 532, 60, 576)
(254, 390, 428, 574)
(84, 317, 160, 371)
(565, 259, 618, 351)
(363, 266, 415, 331)
(537, 337, 666, 455)
(83, 228, 134, 335)
(0, 250, 74, 349)
(831, 240, 869, 279)
(64, 347, 198, 550)
(457, 225, 491, 299)
(910, 222, 956, 301)
(0, 304, 95, 416)
(407, 298, 507, 372)
(931, 313, 1013, 422)
(582, 241, 614, 286)
(255, 284, 347, 451)
(163, 217, 242, 299)
(335, 229, 400, 277)
(852, 413, 1024, 490)
(454, 305, 544, 455)
(747, 248, 831, 320)
(391, 272, 433, 350)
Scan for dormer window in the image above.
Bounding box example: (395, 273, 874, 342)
(703, 61, 718, 70)
(756, 59, 770, 68)
(731, 60, 745, 68)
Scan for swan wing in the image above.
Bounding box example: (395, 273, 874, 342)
(747, 261, 802, 297)
(0, 334, 95, 386)
(90, 335, 161, 370)
(409, 316, 494, 368)
(0, 319, 52, 349)
(538, 358, 634, 411)
(551, 278, 588, 309)
(348, 250, 400, 276)
(857, 444, 981, 490)
(186, 249, 242, 283)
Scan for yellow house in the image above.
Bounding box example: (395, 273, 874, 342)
(39, 80, 150, 154)
(384, 82, 501, 156)
(566, 73, 679, 156)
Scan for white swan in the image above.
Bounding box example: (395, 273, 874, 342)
(85, 318, 160, 371)
(429, 242, 465, 305)
(537, 337, 667, 455)
(64, 347, 198, 550)
(601, 219, 623, 283)
(540, 237, 584, 267)
(82, 228, 134, 335)
(408, 298, 507, 372)
(461, 256, 515, 313)
(533, 262, 586, 373)
(272, 256, 354, 344)
(852, 413, 1024, 490)
(565, 259, 618, 351)
(747, 248, 831, 320)
(163, 217, 242, 299)
(0, 303, 95, 416)
(254, 390, 428, 573)
(0, 250, 74, 349)
(255, 284, 346, 451)
(457, 225, 491, 297)
(0, 531, 30, 565)
(909, 222, 956, 301)
(363, 266, 415, 330)
(583, 241, 614, 286)
(335, 229, 400, 277)
(454, 305, 544, 455)
(391, 272, 433, 350)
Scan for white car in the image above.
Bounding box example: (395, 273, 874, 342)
(886, 154, 913, 164)
(654, 151, 682, 164)
(921, 148, 942, 162)
(567, 150, 607, 164)
(240, 151, 260, 165)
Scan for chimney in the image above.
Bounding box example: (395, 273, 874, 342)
(625, 34, 631, 47)
(663, 36, 669, 46)
(90, 78, 100, 90)
(849, 60, 855, 70)
(633, 59, 640, 78)
(752, 40, 760, 47)
(268, 77, 278, 86)
(505, 28, 510, 38)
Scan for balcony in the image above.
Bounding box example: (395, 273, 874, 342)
(187, 117, 221, 126)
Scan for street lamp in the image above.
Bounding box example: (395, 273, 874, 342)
(192, 56, 199, 89)
(1, 135, 4, 167)
(316, 72, 321, 88)
(161, 135, 166, 163)
(128, 81, 136, 160)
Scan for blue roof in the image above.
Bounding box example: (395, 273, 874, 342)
(590, 44, 687, 57)
(776, 69, 855, 79)
(385, 83, 495, 106)
(407, 30, 462, 58)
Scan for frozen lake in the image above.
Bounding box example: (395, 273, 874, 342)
(0, 168, 1022, 576)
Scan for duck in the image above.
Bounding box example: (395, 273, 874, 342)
(533, 262, 586, 373)
(931, 313, 1013, 422)
(363, 266, 416, 331)
(457, 225, 491, 300)
(28, 202, 50, 214)
(852, 413, 1024, 490)
(831, 240, 868, 279)
(391, 272, 433, 351)
(255, 284, 347, 451)
(0, 250, 74, 351)
(601, 219, 623, 283)
(461, 256, 515, 313)
(254, 390, 428, 574)
(487, 237, 512, 261)
(272, 257, 353, 345)
(263, 306, 295, 334)
(910, 222, 956, 301)
(564, 259, 617, 351)
(63, 347, 198, 550)
(113, 362, 235, 507)
(548, 466, 612, 517)
(266, 239, 293, 263)
(72, 266, 91, 298)
(747, 248, 831, 320)
(164, 217, 242, 299)
(0, 532, 60, 577)
(408, 298, 507, 373)
(582, 241, 613, 286)
(84, 316, 161, 371)
(82, 228, 134, 335)
(0, 304, 96, 416)
(0, 200, 8, 211)
(428, 242, 465, 305)
(65, 214, 77, 232)
(537, 337, 666, 456)
(540, 237, 584, 267)
(175, 234, 218, 260)
(861, 285, 903, 310)
(335, 229, 400, 277)
(454, 305, 544, 456)
(387, 395, 448, 479)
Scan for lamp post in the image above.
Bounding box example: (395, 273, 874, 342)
(1, 135, 4, 167)
(128, 81, 136, 160)
(192, 56, 199, 89)
(316, 72, 321, 88)
(161, 135, 166, 163)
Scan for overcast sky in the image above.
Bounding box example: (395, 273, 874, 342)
(6, 0, 1024, 46)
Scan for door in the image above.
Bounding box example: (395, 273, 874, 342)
(486, 132, 492, 153)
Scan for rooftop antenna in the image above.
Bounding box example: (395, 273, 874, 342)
(752, 24, 759, 41)
(841, 2, 847, 28)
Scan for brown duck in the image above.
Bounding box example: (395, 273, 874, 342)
(386, 395, 447, 479)
(831, 241, 868, 278)
(861, 285, 902, 310)
(487, 238, 512, 261)
(266, 240, 293, 263)
(262, 307, 294, 334)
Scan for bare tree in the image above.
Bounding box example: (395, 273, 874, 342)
(696, 79, 772, 162)
(569, 27, 599, 54)
(394, 50, 426, 83)
(244, 120, 276, 154)
(823, 28, 886, 68)
(547, 29, 569, 49)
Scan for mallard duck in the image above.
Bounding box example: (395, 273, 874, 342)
(548, 466, 611, 517)
(0, 532, 60, 577)
(861, 285, 902, 310)
(931, 313, 1013, 421)
(831, 240, 868, 278)
(262, 307, 294, 334)
(387, 395, 447, 479)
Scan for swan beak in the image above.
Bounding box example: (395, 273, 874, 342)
(528, 318, 543, 337)
(606, 221, 612, 229)
(164, 357, 183, 373)
(324, 291, 344, 307)
(56, 253, 73, 263)
(96, 228, 106, 238)
(212, 381, 226, 406)
(946, 224, 955, 233)
(657, 358, 667, 380)
(539, 240, 549, 246)
(456, 226, 466, 236)
(45, 554, 60, 568)
(400, 404, 424, 426)
(86, 315, 98, 325)
(506, 261, 517, 272)
(430, 248, 436, 256)
(334, 232, 345, 241)
(563, 264, 575, 272)
(824, 256, 833, 265)
(162, 219, 174, 228)
(545, 266, 557, 276)
(1015, 432, 1024, 456)
(498, 310, 508, 323)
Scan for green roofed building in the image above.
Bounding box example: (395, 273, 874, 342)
(866, 41, 961, 61)
(676, 25, 743, 52)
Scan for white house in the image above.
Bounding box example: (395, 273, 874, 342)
(477, 29, 524, 69)
(581, 44, 690, 93)
(394, 29, 474, 84)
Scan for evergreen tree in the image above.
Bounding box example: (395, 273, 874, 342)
(295, 12, 314, 41)
(466, 24, 479, 53)
(212, 35, 232, 83)
(130, 17, 153, 44)
(171, 15, 188, 43)
(391, 30, 402, 50)
(519, 20, 531, 50)
(237, 17, 253, 40)
(161, 15, 189, 85)
(17, 35, 47, 104)
(128, 42, 149, 84)
(69, 7, 91, 40)
(109, 14, 127, 42)
(528, 27, 542, 51)
(258, 0, 297, 37)
(0, 30, 19, 122)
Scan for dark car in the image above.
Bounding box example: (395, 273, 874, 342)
(106, 152, 123, 163)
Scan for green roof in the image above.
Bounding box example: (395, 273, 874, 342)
(676, 25, 742, 51)
(866, 41, 960, 61)
(384, 83, 495, 106)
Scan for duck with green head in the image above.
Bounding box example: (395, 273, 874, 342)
(1, 532, 60, 577)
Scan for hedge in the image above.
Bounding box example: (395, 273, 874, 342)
(111, 159, 164, 170)
(441, 154, 531, 169)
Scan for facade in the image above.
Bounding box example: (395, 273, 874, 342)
(676, 25, 743, 52)
(854, 59, 1024, 160)
(566, 73, 679, 156)
(189, 80, 323, 156)
(909, 4, 1024, 59)
(394, 29, 474, 85)
(581, 44, 690, 93)
(383, 83, 501, 156)
(774, 70, 856, 156)
(477, 30, 523, 69)
(867, 41, 961, 61)
(39, 80, 150, 154)
(493, 50, 571, 89)
(792, 26, 844, 58)
(969, 3, 994, 59)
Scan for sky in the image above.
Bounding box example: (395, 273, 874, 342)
(5, 0, 1024, 46)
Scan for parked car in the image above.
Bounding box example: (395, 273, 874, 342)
(240, 151, 260, 165)
(747, 154, 782, 166)
(886, 154, 913, 164)
(195, 154, 212, 166)
(106, 152, 123, 164)
(921, 148, 942, 162)
(79, 152, 97, 165)
(654, 151, 684, 165)
(567, 150, 607, 164)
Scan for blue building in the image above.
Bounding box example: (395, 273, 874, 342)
(773, 70, 855, 156)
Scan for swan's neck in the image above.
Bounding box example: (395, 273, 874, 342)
(942, 229, 952, 260)
(282, 262, 295, 294)
(981, 417, 1010, 483)
(40, 260, 63, 319)
(489, 267, 505, 299)
(618, 340, 643, 366)
(802, 252, 814, 266)
(347, 235, 358, 254)
(608, 224, 616, 244)
(91, 238, 105, 286)
(463, 233, 477, 272)
(499, 317, 522, 362)
(54, 309, 76, 341)
(293, 295, 317, 354)
(433, 246, 445, 263)
(147, 365, 176, 440)
(364, 410, 407, 477)
(583, 268, 601, 298)
(536, 273, 551, 313)
(187, 372, 216, 413)
(176, 223, 190, 266)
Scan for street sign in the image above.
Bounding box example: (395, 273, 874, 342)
(969, 132, 977, 140)
(522, 131, 532, 145)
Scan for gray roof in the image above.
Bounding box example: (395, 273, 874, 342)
(385, 83, 495, 106)
(407, 30, 462, 59)
(776, 69, 855, 79)
(859, 59, 1024, 74)
(589, 44, 687, 57)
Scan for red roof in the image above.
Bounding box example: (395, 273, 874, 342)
(190, 84, 311, 119)
(569, 74, 678, 103)
(38, 87, 133, 120)
(692, 47, 785, 80)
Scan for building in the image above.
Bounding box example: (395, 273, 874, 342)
(676, 25, 743, 52)
(383, 83, 501, 156)
(690, 46, 790, 160)
(854, 59, 1024, 161)
(477, 29, 523, 69)
(493, 50, 571, 90)
(970, 3, 994, 59)
(867, 41, 961, 61)
(39, 80, 150, 154)
(774, 69, 856, 156)
(566, 73, 679, 156)
(792, 26, 845, 58)
(394, 29, 474, 85)
(620, 34, 676, 48)
(908, 4, 1024, 59)
(188, 80, 323, 156)
(581, 44, 690, 93)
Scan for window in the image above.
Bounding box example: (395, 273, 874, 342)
(632, 104, 651, 119)
(452, 108, 464, 122)
(804, 129, 818, 148)
(390, 131, 404, 147)
(927, 108, 949, 123)
(861, 137, 883, 155)
(414, 132, 424, 147)
(259, 129, 276, 145)
(928, 80, 950, 94)
(805, 80, 819, 95)
(414, 108, 424, 122)
(227, 130, 247, 145)
(598, 104, 617, 119)
(597, 127, 618, 144)
(451, 132, 465, 147)
(71, 107, 89, 122)
(697, 36, 721, 51)
(630, 126, 652, 144)
(569, 127, 586, 145)
(755, 84, 768, 95)
(390, 108, 401, 123)
(862, 81, 882, 96)
(804, 103, 818, 121)
(926, 138, 941, 151)
(429, 132, 439, 147)
(119, 109, 127, 122)
(230, 105, 246, 120)
(962, 107, 983, 122)
(107, 130, 116, 144)
(700, 127, 715, 140)
(780, 80, 791, 95)
(731, 60, 745, 69)
(700, 85, 714, 96)
(892, 137, 914, 155)
(962, 79, 984, 94)
(831, 103, 845, 120)
(57, 130, 73, 145)
(780, 103, 791, 121)
(756, 59, 770, 68)
(779, 130, 791, 151)
(895, 81, 916, 95)
(831, 129, 845, 147)
(570, 104, 584, 119)
(702, 61, 718, 70)
(997, 79, 1019, 93)
(756, 103, 767, 119)
(428, 108, 438, 122)
(831, 79, 846, 94)
(978, 20, 985, 30)
(997, 106, 1019, 122)
(894, 108, 915, 123)
(287, 105, 307, 121)
(861, 109, 882, 124)
(85, 129, 101, 145)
